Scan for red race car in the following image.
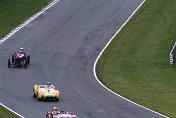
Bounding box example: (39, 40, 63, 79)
(46, 107, 77, 118)
(8, 48, 30, 68)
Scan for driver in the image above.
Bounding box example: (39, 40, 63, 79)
(46, 82, 51, 88)
(52, 107, 61, 113)
(19, 48, 24, 53)
(52, 107, 58, 111)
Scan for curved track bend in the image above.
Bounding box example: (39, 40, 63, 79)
(0, 0, 166, 118)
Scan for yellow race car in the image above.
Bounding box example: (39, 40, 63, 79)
(33, 82, 60, 101)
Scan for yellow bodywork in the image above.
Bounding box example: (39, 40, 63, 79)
(33, 84, 60, 101)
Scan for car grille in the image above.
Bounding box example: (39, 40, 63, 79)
(15, 58, 20, 64)
(45, 96, 55, 101)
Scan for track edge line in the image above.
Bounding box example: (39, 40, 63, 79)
(0, 102, 25, 118)
(93, 0, 169, 118)
(0, 0, 60, 117)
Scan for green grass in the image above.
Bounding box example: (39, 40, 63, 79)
(0, 0, 51, 39)
(97, 0, 176, 117)
(0, 105, 20, 118)
(0, 0, 51, 116)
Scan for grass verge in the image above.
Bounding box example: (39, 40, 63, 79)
(0, 0, 51, 39)
(97, 0, 176, 117)
(0, 0, 51, 116)
(0, 105, 20, 118)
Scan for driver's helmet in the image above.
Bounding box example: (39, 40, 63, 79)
(52, 107, 58, 111)
(47, 82, 51, 85)
(19, 48, 24, 53)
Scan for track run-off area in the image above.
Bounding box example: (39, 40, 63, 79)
(0, 0, 168, 118)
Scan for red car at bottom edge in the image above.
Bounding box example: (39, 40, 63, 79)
(46, 109, 77, 118)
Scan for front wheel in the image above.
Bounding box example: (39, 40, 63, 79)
(8, 59, 11, 68)
(33, 93, 36, 97)
(46, 115, 49, 118)
(37, 95, 42, 101)
(12, 55, 14, 63)
(33, 90, 36, 97)
(55, 97, 59, 102)
(37, 95, 40, 101)
(24, 60, 27, 69)
(27, 55, 30, 64)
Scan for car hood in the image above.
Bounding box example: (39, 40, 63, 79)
(15, 53, 25, 58)
(38, 88, 58, 95)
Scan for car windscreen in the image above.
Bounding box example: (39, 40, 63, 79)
(40, 85, 45, 88)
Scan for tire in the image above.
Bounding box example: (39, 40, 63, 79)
(12, 55, 14, 63)
(24, 60, 27, 69)
(8, 59, 11, 68)
(27, 55, 30, 64)
(33, 92, 36, 97)
(37, 94, 43, 101)
(55, 97, 59, 102)
(37, 95, 41, 101)
(33, 88, 36, 97)
(46, 115, 49, 118)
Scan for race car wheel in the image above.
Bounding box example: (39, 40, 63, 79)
(33, 92, 36, 97)
(27, 55, 30, 64)
(55, 97, 59, 102)
(37, 95, 41, 101)
(33, 88, 36, 97)
(46, 115, 49, 118)
(8, 59, 11, 68)
(37, 94, 43, 101)
(24, 60, 27, 69)
(12, 55, 14, 63)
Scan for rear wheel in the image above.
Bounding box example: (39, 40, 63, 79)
(8, 59, 11, 68)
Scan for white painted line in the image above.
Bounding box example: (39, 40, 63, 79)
(0, 0, 170, 117)
(0, 102, 25, 118)
(93, 0, 169, 118)
(0, 0, 60, 43)
(0, 0, 60, 117)
(170, 42, 176, 66)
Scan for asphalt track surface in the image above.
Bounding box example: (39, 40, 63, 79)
(0, 0, 166, 118)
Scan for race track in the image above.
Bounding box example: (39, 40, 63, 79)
(0, 0, 166, 118)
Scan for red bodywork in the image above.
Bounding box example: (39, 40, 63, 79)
(12, 52, 26, 66)
(8, 51, 30, 68)
(46, 111, 77, 118)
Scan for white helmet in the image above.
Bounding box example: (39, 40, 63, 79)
(19, 48, 23, 53)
